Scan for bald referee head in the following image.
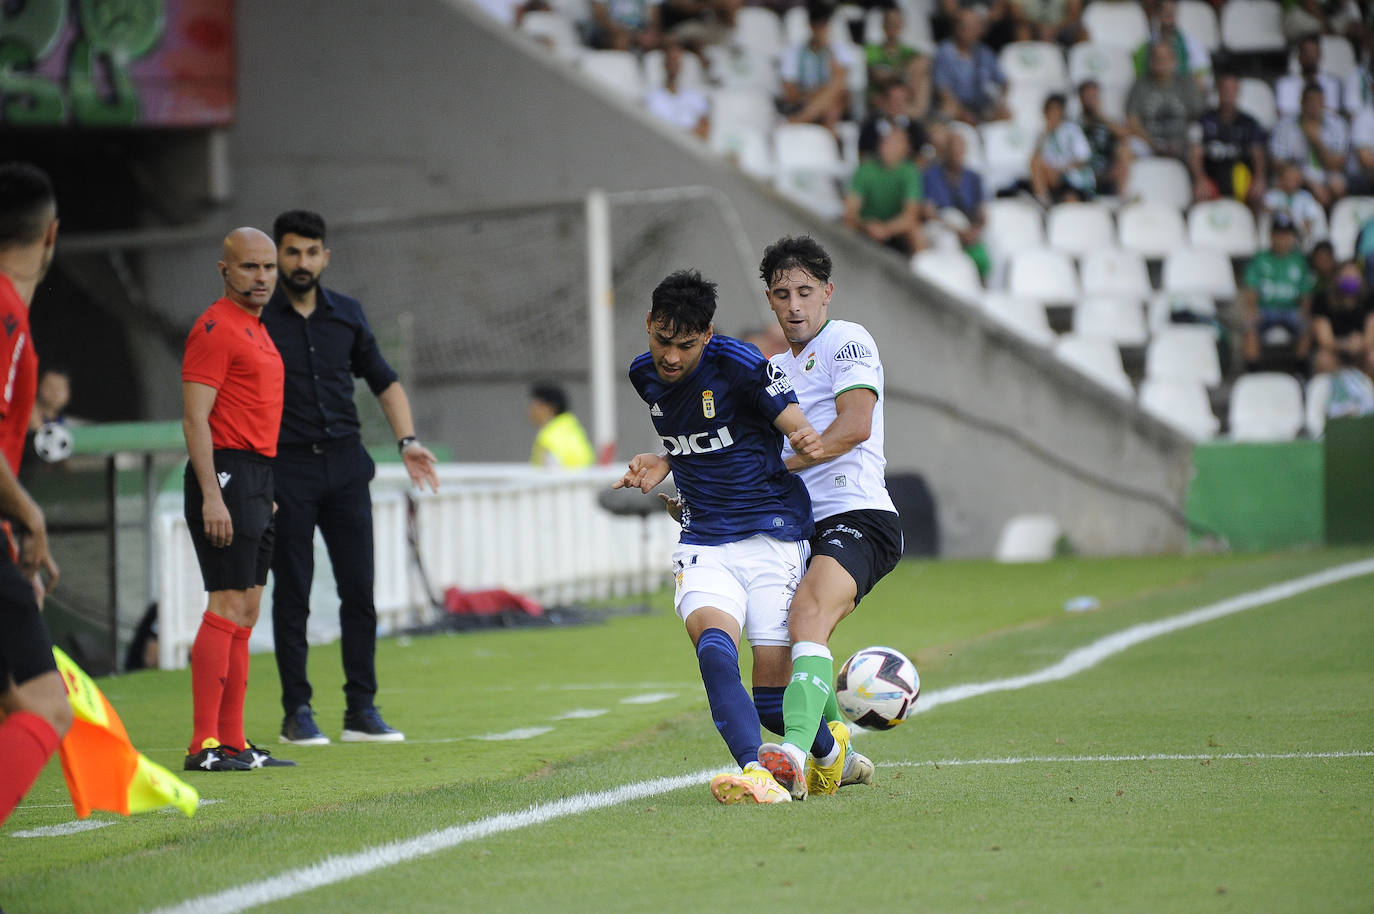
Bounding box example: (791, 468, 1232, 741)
(218, 227, 277, 313)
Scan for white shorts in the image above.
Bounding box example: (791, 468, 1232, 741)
(672, 534, 810, 647)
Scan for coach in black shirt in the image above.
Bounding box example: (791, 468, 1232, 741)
(262, 210, 439, 746)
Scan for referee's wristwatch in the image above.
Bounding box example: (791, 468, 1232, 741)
(397, 435, 420, 454)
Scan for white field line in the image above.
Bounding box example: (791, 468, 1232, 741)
(137, 557, 1373, 914)
(882, 750, 1374, 768)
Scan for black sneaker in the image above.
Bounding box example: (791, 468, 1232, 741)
(281, 704, 330, 745)
(184, 740, 252, 772)
(341, 706, 405, 742)
(225, 742, 298, 768)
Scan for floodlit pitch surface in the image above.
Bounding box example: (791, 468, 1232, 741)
(5, 548, 1373, 913)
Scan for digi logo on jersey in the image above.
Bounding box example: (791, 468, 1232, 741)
(660, 426, 736, 455)
(765, 361, 793, 396)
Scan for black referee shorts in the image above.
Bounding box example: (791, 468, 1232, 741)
(809, 509, 903, 606)
(184, 449, 275, 593)
(0, 550, 57, 688)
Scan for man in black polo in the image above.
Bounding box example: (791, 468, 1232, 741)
(263, 210, 439, 746)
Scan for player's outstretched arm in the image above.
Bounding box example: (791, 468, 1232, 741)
(611, 452, 670, 493)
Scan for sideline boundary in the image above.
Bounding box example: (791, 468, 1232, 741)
(146, 558, 1374, 914)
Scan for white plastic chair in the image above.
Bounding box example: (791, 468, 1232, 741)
(1237, 77, 1278, 129)
(998, 41, 1068, 88)
(1176, 0, 1220, 51)
(912, 249, 983, 303)
(519, 11, 582, 63)
(1220, 0, 1284, 53)
(733, 7, 786, 61)
(710, 124, 774, 179)
(1005, 82, 1051, 133)
(995, 514, 1062, 562)
(1074, 296, 1148, 346)
(984, 198, 1046, 264)
(979, 121, 1036, 195)
(1162, 247, 1237, 299)
(709, 88, 776, 144)
(1124, 157, 1193, 210)
(1009, 247, 1079, 302)
(980, 292, 1055, 345)
(1080, 248, 1152, 299)
(578, 50, 645, 99)
(1054, 333, 1134, 397)
(946, 119, 985, 172)
(643, 48, 706, 90)
(1081, 2, 1149, 49)
(1187, 199, 1258, 257)
(1068, 42, 1136, 91)
(1228, 372, 1304, 441)
(1145, 325, 1223, 386)
(1139, 377, 1220, 440)
(771, 123, 846, 218)
(1319, 34, 1358, 81)
(783, 3, 811, 46)
(706, 44, 782, 96)
(1305, 373, 1332, 439)
(1047, 202, 1115, 257)
(1118, 201, 1187, 258)
(1329, 196, 1374, 261)
(1147, 291, 1216, 333)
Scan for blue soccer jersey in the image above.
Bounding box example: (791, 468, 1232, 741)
(628, 334, 813, 546)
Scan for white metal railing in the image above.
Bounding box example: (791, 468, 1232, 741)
(155, 463, 679, 669)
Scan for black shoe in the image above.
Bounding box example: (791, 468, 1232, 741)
(184, 740, 252, 772)
(225, 742, 298, 768)
(341, 706, 405, 742)
(281, 704, 330, 745)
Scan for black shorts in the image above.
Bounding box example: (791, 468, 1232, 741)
(185, 449, 275, 592)
(0, 551, 57, 687)
(809, 509, 903, 606)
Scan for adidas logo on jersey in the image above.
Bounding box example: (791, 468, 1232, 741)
(660, 426, 735, 456)
(650, 403, 663, 416)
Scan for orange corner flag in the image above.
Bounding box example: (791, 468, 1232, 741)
(52, 647, 198, 819)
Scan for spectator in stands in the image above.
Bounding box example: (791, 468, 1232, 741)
(27, 367, 70, 432)
(1310, 259, 1374, 376)
(779, 0, 858, 132)
(1125, 41, 1205, 161)
(1241, 212, 1315, 365)
(933, 8, 1009, 124)
(1346, 102, 1374, 195)
(922, 130, 991, 279)
(864, 4, 931, 119)
(1009, 0, 1084, 46)
(1269, 82, 1350, 208)
(644, 38, 710, 138)
(934, 0, 1016, 50)
(843, 119, 928, 256)
(670, 0, 740, 53)
(859, 77, 935, 164)
(1264, 159, 1325, 247)
(590, 0, 663, 51)
(1310, 239, 1339, 297)
(1077, 79, 1132, 196)
(1030, 92, 1095, 205)
(528, 381, 596, 468)
(1342, 59, 1371, 116)
(1276, 34, 1343, 117)
(1281, 1, 1367, 45)
(1189, 72, 1268, 207)
(1132, 0, 1211, 89)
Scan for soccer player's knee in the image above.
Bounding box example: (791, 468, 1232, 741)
(695, 628, 738, 676)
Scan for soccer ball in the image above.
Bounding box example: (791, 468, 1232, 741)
(835, 646, 920, 730)
(33, 422, 73, 463)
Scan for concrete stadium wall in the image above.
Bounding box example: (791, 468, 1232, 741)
(133, 0, 1192, 556)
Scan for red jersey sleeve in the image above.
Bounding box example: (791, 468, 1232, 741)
(182, 310, 231, 389)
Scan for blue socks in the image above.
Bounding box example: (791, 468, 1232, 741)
(696, 629, 762, 769)
(753, 685, 836, 759)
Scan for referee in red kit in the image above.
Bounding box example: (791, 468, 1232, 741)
(180, 227, 294, 771)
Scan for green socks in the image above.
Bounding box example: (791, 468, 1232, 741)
(782, 643, 833, 752)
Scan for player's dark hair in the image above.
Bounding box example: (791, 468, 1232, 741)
(273, 209, 327, 246)
(759, 235, 833, 287)
(0, 162, 56, 249)
(530, 381, 568, 414)
(650, 269, 717, 337)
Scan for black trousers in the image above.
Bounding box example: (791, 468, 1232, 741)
(270, 438, 377, 716)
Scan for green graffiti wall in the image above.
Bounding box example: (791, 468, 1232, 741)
(0, 0, 234, 127)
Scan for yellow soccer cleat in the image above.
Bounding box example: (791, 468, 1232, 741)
(711, 764, 793, 805)
(805, 720, 852, 796)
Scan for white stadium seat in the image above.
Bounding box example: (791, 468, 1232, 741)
(946, 119, 985, 171)
(980, 292, 1055, 345)
(1237, 77, 1278, 129)
(978, 120, 1037, 195)
(578, 50, 645, 99)
(711, 124, 773, 179)
(1329, 196, 1374, 261)
(1068, 42, 1136, 92)
(783, 3, 811, 46)
(984, 197, 1046, 263)
(1080, 247, 1152, 300)
(1228, 372, 1304, 441)
(998, 41, 1068, 88)
(1081, 1, 1149, 49)
(912, 249, 983, 302)
(995, 514, 1062, 562)
(1318, 34, 1358, 81)
(772, 123, 846, 220)
(519, 11, 582, 63)
(1124, 157, 1193, 210)
(1009, 246, 1079, 303)
(1145, 325, 1223, 386)
(1147, 290, 1216, 333)
(1161, 247, 1237, 299)
(1220, 0, 1284, 53)
(1073, 296, 1148, 346)
(706, 44, 782, 96)
(1139, 377, 1220, 440)
(1054, 333, 1134, 397)
(733, 7, 786, 61)
(1176, 0, 1220, 51)
(1046, 202, 1115, 257)
(1005, 82, 1052, 133)
(1118, 201, 1187, 258)
(643, 47, 706, 89)
(1187, 199, 1258, 257)
(709, 87, 776, 145)
(1305, 373, 1332, 439)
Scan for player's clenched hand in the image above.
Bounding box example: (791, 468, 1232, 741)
(203, 495, 233, 548)
(657, 492, 683, 523)
(789, 426, 824, 465)
(611, 453, 670, 493)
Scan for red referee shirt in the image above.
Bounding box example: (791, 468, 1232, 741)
(182, 297, 284, 457)
(0, 274, 37, 476)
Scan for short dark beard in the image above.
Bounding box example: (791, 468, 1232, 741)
(281, 270, 319, 294)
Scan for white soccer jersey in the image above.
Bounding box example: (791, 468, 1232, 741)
(771, 319, 896, 521)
